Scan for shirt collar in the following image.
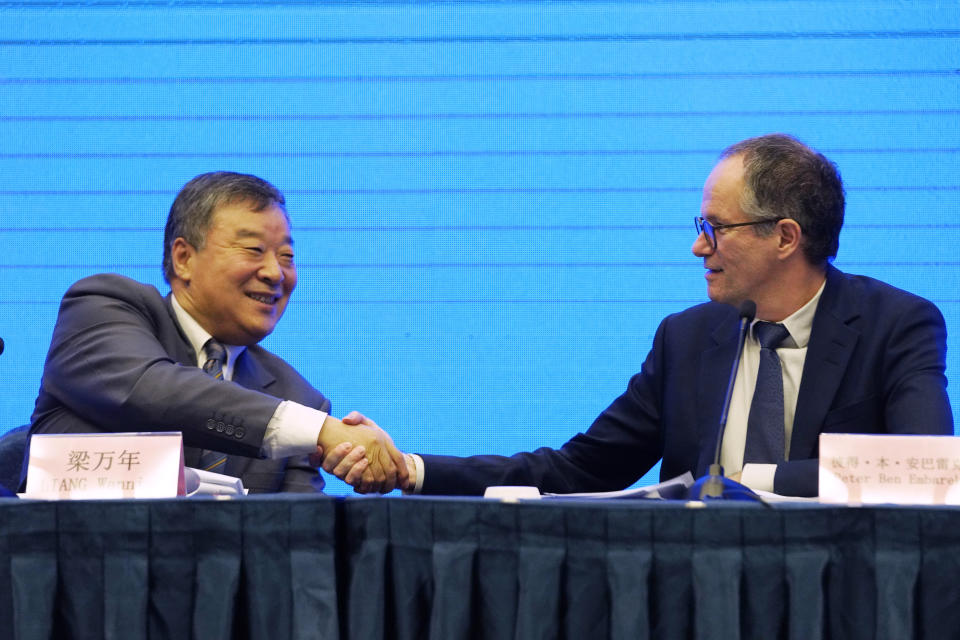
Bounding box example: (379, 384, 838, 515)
(751, 279, 826, 349)
(170, 292, 245, 375)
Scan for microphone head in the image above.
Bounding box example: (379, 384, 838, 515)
(0, 336, 4, 355)
(738, 300, 757, 322)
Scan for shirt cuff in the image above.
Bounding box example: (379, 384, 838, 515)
(406, 453, 425, 494)
(739, 463, 776, 494)
(261, 400, 327, 459)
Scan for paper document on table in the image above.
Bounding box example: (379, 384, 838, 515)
(753, 489, 819, 503)
(542, 472, 694, 500)
(184, 467, 247, 496)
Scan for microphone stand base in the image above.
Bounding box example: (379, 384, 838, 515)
(689, 465, 764, 502)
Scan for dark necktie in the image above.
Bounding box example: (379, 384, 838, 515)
(202, 339, 226, 381)
(743, 322, 791, 464)
(199, 340, 228, 473)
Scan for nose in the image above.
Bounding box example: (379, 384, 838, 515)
(692, 231, 714, 257)
(258, 252, 284, 284)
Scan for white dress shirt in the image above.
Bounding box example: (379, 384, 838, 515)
(723, 281, 826, 492)
(170, 293, 326, 459)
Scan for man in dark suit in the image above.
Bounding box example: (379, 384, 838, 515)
(327, 133, 952, 497)
(25, 171, 406, 493)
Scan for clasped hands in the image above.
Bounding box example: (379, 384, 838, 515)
(312, 411, 412, 493)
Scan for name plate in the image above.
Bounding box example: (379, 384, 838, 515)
(819, 433, 960, 505)
(24, 432, 185, 499)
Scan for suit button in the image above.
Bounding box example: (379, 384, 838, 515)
(225, 424, 235, 436)
(234, 427, 245, 439)
(206, 419, 216, 430)
(216, 421, 225, 432)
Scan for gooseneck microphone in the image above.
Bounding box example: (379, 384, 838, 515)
(697, 299, 756, 499)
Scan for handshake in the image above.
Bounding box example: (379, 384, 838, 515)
(313, 411, 412, 493)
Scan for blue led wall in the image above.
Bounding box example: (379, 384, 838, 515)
(1, 1, 957, 494)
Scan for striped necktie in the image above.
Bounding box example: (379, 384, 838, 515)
(199, 340, 228, 473)
(202, 339, 226, 380)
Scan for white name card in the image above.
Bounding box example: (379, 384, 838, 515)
(24, 432, 186, 499)
(819, 433, 960, 505)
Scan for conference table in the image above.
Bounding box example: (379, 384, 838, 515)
(0, 494, 957, 640)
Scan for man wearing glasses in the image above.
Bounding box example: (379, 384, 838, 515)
(328, 133, 952, 497)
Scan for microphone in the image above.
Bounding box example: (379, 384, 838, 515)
(0, 336, 4, 356)
(693, 300, 757, 500)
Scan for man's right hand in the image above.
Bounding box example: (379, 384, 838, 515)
(316, 413, 408, 493)
(323, 446, 417, 494)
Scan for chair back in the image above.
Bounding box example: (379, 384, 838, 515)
(0, 425, 30, 495)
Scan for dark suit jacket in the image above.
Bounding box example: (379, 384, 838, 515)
(25, 273, 330, 493)
(420, 266, 953, 497)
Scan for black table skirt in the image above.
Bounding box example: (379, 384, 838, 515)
(1, 495, 958, 640)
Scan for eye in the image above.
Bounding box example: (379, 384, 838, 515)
(245, 246, 265, 255)
(279, 251, 295, 266)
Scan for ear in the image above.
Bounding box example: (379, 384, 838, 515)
(170, 237, 197, 283)
(776, 218, 803, 259)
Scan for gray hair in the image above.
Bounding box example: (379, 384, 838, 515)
(720, 134, 845, 265)
(162, 171, 287, 283)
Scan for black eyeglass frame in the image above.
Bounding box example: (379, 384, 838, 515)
(694, 216, 780, 250)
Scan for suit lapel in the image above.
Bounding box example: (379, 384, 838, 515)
(163, 293, 200, 367)
(232, 348, 276, 391)
(695, 310, 741, 475)
(163, 294, 206, 469)
(225, 349, 278, 477)
(791, 266, 861, 460)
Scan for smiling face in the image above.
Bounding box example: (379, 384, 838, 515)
(170, 200, 296, 345)
(692, 154, 783, 309)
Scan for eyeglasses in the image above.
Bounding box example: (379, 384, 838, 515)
(694, 216, 778, 251)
